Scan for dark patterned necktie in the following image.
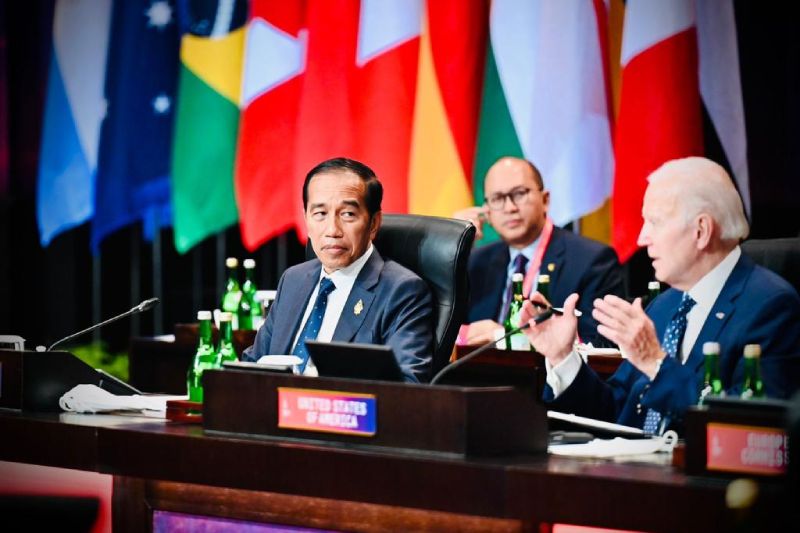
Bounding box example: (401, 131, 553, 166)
(642, 292, 696, 435)
(291, 277, 336, 373)
(499, 254, 529, 322)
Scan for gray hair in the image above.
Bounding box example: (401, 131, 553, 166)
(648, 157, 749, 242)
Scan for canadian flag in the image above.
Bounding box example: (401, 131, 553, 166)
(235, 0, 421, 249)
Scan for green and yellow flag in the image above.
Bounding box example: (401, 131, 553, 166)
(172, 3, 246, 253)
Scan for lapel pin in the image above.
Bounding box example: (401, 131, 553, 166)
(547, 263, 556, 272)
(715, 312, 725, 320)
(354, 299, 364, 316)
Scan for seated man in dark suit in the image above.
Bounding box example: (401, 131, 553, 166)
(243, 157, 434, 383)
(521, 157, 800, 433)
(454, 156, 624, 345)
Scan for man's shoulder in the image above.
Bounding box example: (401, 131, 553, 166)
(280, 259, 320, 283)
(743, 260, 800, 304)
(379, 257, 427, 287)
(285, 258, 320, 275)
(470, 240, 507, 264)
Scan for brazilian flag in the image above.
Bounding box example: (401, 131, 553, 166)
(172, 0, 248, 253)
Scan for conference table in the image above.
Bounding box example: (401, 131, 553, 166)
(0, 333, 792, 531)
(0, 396, 791, 531)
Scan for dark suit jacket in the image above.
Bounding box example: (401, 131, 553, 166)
(242, 249, 434, 383)
(467, 226, 624, 343)
(547, 253, 800, 430)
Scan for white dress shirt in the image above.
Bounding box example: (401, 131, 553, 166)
(545, 246, 742, 397)
(681, 246, 741, 362)
(291, 245, 375, 375)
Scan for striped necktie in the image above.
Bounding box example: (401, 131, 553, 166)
(291, 277, 336, 373)
(642, 292, 696, 435)
(499, 254, 529, 322)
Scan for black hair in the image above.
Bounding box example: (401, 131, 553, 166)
(302, 157, 383, 217)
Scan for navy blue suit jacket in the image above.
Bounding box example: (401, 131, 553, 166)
(547, 253, 800, 430)
(242, 249, 434, 383)
(467, 226, 624, 343)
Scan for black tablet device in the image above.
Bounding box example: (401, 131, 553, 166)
(305, 340, 404, 382)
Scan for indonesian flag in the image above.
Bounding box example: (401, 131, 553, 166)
(236, 0, 421, 249)
(612, 0, 704, 262)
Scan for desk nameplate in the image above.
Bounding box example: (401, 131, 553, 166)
(278, 387, 376, 437)
(706, 422, 787, 476)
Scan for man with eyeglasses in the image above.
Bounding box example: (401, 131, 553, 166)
(454, 156, 624, 345)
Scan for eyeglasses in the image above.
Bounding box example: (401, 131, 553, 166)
(484, 187, 533, 211)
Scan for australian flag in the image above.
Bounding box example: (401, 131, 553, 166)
(92, 0, 180, 251)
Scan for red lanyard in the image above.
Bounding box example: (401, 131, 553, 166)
(522, 218, 554, 298)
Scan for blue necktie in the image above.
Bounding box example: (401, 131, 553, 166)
(292, 277, 336, 373)
(499, 254, 529, 322)
(643, 292, 696, 434)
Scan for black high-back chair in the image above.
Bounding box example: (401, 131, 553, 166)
(741, 237, 800, 295)
(307, 214, 476, 376)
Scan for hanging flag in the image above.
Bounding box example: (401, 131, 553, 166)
(407, 0, 487, 217)
(36, 0, 111, 246)
(236, 0, 422, 249)
(612, 0, 704, 262)
(235, 0, 306, 250)
(92, 0, 180, 250)
(473, 0, 614, 244)
(696, 0, 749, 216)
(172, 0, 246, 254)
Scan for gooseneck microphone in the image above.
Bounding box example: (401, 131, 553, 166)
(46, 298, 160, 352)
(429, 307, 555, 385)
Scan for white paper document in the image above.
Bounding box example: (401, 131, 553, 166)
(59, 384, 185, 414)
(548, 410, 645, 437)
(549, 431, 678, 457)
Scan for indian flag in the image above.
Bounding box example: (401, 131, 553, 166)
(474, 0, 614, 244)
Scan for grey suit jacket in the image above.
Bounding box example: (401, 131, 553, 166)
(242, 249, 434, 382)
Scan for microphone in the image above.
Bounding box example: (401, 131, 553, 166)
(430, 308, 556, 385)
(45, 298, 160, 352)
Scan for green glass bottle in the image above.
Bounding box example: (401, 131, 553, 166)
(504, 273, 529, 350)
(214, 312, 238, 367)
(647, 280, 661, 306)
(187, 311, 216, 403)
(221, 257, 242, 330)
(741, 344, 764, 399)
(237, 258, 259, 330)
(537, 274, 551, 302)
(699, 341, 723, 404)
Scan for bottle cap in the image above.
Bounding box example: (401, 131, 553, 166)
(702, 341, 720, 355)
(648, 281, 660, 290)
(511, 273, 524, 282)
(243, 258, 255, 269)
(197, 310, 212, 320)
(538, 274, 550, 283)
(226, 257, 238, 268)
(220, 312, 233, 321)
(743, 344, 761, 358)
